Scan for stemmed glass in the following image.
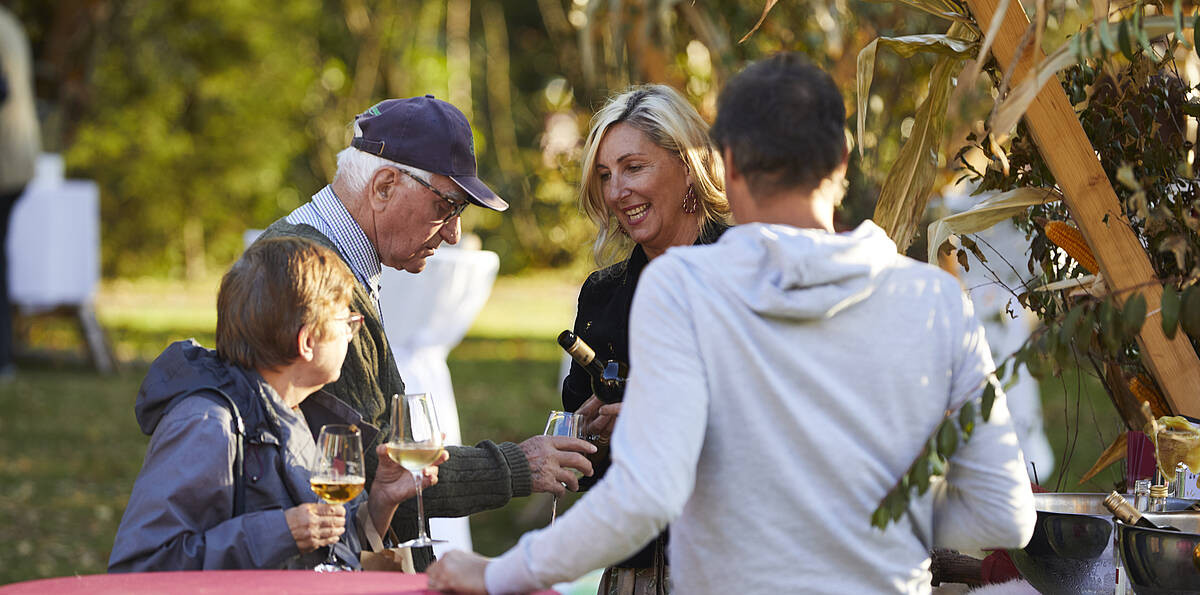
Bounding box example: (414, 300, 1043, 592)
(543, 410, 582, 525)
(386, 393, 446, 548)
(310, 424, 365, 572)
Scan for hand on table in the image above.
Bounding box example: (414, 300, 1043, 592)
(285, 502, 346, 553)
(519, 435, 596, 496)
(427, 550, 489, 594)
(576, 396, 622, 442)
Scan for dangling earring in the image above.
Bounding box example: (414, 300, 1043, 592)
(682, 185, 699, 214)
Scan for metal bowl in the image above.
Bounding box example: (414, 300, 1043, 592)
(1117, 512, 1200, 594)
(1009, 493, 1196, 595)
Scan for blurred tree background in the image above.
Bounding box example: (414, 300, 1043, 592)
(6, 0, 946, 279)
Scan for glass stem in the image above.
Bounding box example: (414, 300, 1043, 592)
(551, 495, 558, 525)
(325, 499, 338, 565)
(413, 468, 429, 541)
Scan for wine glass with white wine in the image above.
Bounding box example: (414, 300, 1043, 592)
(543, 410, 582, 525)
(386, 393, 446, 548)
(310, 424, 365, 572)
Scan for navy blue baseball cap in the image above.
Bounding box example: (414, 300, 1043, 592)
(350, 95, 508, 211)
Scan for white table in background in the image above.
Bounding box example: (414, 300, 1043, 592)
(7, 154, 112, 372)
(378, 246, 499, 557)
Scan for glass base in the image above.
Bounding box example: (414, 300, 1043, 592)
(397, 536, 447, 548)
(313, 562, 354, 572)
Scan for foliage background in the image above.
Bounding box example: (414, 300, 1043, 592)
(6, 0, 956, 278)
(2, 0, 1159, 585)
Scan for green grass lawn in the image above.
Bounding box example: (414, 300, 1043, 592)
(0, 272, 1137, 584)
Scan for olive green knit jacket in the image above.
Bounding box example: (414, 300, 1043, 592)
(257, 219, 532, 568)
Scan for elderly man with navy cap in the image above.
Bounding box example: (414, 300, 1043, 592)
(254, 95, 596, 570)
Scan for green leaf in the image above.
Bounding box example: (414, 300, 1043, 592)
(1075, 309, 1095, 350)
(1194, 11, 1200, 58)
(1062, 305, 1086, 347)
(982, 379, 997, 422)
(930, 449, 947, 475)
(889, 487, 910, 521)
(1135, 7, 1154, 54)
(959, 399, 976, 439)
(937, 419, 960, 458)
(1182, 286, 1200, 339)
(1123, 292, 1148, 334)
(1098, 18, 1117, 53)
(1163, 285, 1181, 339)
(1174, 0, 1186, 44)
(871, 500, 891, 529)
(911, 450, 933, 494)
(1120, 20, 1137, 60)
(1101, 298, 1122, 355)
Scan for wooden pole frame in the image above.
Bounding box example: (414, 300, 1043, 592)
(963, 0, 1200, 416)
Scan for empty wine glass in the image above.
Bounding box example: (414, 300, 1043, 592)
(543, 410, 582, 525)
(386, 393, 446, 548)
(310, 424, 365, 572)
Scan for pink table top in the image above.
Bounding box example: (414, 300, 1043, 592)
(0, 570, 559, 594)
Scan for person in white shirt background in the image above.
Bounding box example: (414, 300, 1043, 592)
(427, 52, 1036, 595)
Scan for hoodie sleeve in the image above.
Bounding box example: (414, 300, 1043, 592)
(931, 290, 1036, 555)
(108, 398, 297, 572)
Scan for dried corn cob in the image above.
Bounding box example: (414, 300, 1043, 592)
(1129, 373, 1169, 418)
(1045, 220, 1100, 274)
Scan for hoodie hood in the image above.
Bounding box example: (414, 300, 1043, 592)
(135, 340, 263, 435)
(688, 221, 901, 320)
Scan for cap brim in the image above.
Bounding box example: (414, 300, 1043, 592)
(451, 175, 509, 212)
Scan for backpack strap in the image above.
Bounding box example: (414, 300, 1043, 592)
(184, 386, 246, 516)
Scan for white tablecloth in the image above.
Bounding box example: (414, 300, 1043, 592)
(378, 247, 499, 556)
(8, 155, 100, 311)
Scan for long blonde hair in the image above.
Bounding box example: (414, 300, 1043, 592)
(579, 84, 729, 267)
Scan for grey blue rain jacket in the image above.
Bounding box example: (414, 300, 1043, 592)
(108, 340, 373, 571)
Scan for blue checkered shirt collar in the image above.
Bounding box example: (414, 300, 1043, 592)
(285, 185, 382, 298)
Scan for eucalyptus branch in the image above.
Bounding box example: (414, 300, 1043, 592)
(871, 369, 1005, 529)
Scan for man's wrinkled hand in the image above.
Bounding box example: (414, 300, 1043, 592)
(427, 550, 489, 594)
(519, 435, 596, 495)
(285, 502, 346, 553)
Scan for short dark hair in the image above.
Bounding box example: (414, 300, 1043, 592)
(216, 237, 356, 371)
(710, 53, 846, 198)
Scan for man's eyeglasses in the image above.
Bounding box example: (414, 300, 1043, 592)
(396, 168, 469, 223)
(332, 312, 364, 337)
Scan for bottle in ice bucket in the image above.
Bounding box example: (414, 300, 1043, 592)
(1148, 485, 1169, 513)
(1134, 479, 1151, 512)
(1103, 491, 1178, 530)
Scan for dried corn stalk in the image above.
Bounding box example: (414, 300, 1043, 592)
(1044, 219, 1100, 274)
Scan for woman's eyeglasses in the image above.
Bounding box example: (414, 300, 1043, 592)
(332, 312, 364, 337)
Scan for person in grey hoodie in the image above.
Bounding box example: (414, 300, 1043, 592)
(109, 237, 445, 572)
(428, 54, 1036, 594)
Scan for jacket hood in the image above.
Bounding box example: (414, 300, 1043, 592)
(135, 340, 258, 435)
(686, 221, 901, 320)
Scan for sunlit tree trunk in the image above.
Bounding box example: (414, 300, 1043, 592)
(447, 0, 472, 121)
